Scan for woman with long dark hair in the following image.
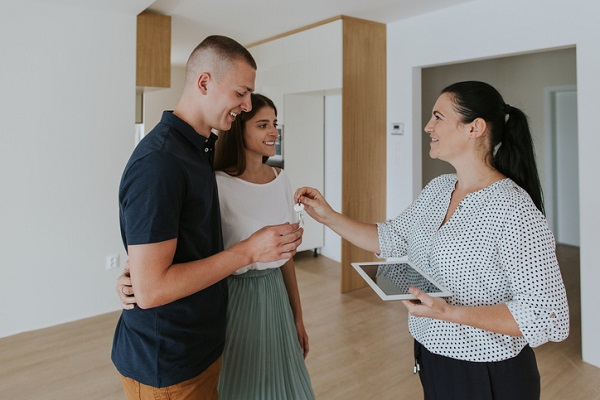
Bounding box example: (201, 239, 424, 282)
(214, 93, 314, 399)
(295, 81, 569, 399)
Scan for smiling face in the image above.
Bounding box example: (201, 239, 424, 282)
(204, 58, 256, 132)
(424, 92, 473, 163)
(243, 105, 278, 159)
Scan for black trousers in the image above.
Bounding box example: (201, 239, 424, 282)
(414, 340, 540, 400)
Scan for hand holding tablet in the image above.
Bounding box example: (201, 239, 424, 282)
(351, 260, 452, 301)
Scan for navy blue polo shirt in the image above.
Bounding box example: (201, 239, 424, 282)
(111, 111, 227, 388)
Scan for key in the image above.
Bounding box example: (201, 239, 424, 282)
(294, 202, 304, 227)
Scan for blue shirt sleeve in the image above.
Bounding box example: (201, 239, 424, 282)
(120, 151, 186, 246)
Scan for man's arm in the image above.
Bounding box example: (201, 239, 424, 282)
(129, 223, 302, 308)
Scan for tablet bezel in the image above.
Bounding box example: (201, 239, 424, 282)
(351, 260, 452, 301)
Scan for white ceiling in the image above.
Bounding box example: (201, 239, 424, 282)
(145, 0, 474, 66)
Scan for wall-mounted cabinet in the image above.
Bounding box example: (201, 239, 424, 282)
(249, 16, 386, 293)
(136, 12, 171, 89)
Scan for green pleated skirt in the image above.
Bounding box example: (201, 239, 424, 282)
(217, 268, 315, 400)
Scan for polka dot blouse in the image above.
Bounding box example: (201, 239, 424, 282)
(377, 174, 570, 362)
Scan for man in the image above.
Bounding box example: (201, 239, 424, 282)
(112, 35, 302, 399)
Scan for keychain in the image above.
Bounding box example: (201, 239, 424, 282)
(293, 202, 304, 227)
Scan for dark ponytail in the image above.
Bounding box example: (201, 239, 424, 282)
(441, 81, 544, 214)
(494, 105, 544, 213)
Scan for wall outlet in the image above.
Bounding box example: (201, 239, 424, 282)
(106, 254, 120, 270)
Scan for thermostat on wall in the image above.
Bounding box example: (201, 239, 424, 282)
(391, 122, 404, 135)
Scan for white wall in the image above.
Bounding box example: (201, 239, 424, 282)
(143, 66, 186, 136)
(387, 0, 600, 367)
(249, 20, 343, 122)
(321, 93, 342, 261)
(0, 0, 150, 338)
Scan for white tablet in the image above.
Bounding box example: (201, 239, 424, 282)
(351, 260, 452, 301)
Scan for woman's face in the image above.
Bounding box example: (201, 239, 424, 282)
(243, 105, 278, 158)
(424, 93, 471, 163)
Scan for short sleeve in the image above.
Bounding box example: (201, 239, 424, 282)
(120, 152, 186, 245)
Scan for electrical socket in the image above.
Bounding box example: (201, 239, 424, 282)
(106, 254, 120, 270)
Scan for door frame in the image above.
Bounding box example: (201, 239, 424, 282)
(543, 84, 578, 239)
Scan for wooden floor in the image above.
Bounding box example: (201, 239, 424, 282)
(1, 245, 599, 399)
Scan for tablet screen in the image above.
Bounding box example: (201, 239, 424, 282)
(351, 261, 452, 301)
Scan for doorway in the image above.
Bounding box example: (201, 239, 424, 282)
(545, 86, 579, 246)
(420, 49, 578, 229)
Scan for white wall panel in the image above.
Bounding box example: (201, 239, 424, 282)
(0, 0, 144, 337)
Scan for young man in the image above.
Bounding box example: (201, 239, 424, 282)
(112, 35, 302, 400)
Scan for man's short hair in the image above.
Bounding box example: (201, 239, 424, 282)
(185, 35, 256, 84)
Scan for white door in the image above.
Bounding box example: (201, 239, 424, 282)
(547, 87, 579, 246)
(284, 93, 325, 252)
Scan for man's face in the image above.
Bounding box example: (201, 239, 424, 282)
(205, 60, 256, 132)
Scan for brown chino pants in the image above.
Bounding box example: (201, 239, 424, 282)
(119, 357, 222, 400)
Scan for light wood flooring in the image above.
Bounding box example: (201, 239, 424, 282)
(1, 245, 598, 399)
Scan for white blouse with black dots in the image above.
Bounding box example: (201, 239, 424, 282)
(377, 174, 569, 362)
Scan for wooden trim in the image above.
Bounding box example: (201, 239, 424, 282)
(340, 15, 388, 27)
(246, 16, 342, 48)
(246, 15, 385, 48)
(341, 18, 387, 293)
(136, 12, 171, 88)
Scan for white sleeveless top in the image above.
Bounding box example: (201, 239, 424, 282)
(215, 168, 295, 275)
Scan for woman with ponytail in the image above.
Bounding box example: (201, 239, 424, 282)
(295, 81, 569, 399)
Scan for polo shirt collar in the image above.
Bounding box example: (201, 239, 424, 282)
(160, 111, 218, 152)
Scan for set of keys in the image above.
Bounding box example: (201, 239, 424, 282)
(293, 202, 304, 228)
